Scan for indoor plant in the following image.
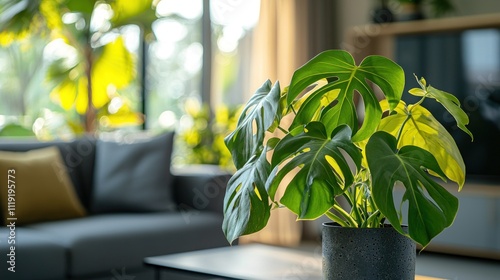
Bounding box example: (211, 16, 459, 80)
(222, 50, 472, 278)
(395, 0, 454, 20)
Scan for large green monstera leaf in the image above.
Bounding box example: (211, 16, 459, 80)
(287, 50, 405, 142)
(366, 131, 459, 247)
(222, 149, 271, 244)
(224, 80, 281, 169)
(268, 123, 362, 219)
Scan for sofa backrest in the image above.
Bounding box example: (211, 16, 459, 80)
(0, 136, 96, 209)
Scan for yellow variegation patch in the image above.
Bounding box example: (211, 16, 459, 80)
(378, 103, 466, 188)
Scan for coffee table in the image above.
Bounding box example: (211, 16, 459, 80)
(144, 244, 444, 280)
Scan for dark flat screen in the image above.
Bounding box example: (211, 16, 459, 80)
(396, 29, 500, 182)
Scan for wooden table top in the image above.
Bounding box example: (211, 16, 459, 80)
(144, 243, 445, 280)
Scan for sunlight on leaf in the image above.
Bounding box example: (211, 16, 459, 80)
(287, 50, 405, 142)
(379, 101, 466, 187)
(75, 78, 88, 114)
(269, 123, 361, 219)
(366, 131, 459, 247)
(40, 0, 64, 30)
(52, 80, 77, 110)
(409, 76, 473, 140)
(93, 36, 135, 88)
(110, 0, 156, 28)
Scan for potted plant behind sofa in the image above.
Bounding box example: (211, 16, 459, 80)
(222, 50, 472, 279)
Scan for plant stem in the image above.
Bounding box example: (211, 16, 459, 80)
(333, 204, 358, 227)
(366, 210, 382, 227)
(395, 114, 411, 144)
(410, 95, 427, 113)
(277, 125, 288, 134)
(350, 185, 363, 225)
(325, 211, 348, 227)
(342, 190, 354, 208)
(396, 94, 427, 144)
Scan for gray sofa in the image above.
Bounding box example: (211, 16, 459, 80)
(0, 132, 232, 280)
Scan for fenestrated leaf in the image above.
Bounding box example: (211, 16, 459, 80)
(224, 80, 281, 169)
(366, 131, 459, 247)
(288, 79, 340, 125)
(409, 81, 473, 140)
(268, 123, 361, 219)
(222, 149, 271, 244)
(379, 101, 466, 188)
(287, 50, 404, 142)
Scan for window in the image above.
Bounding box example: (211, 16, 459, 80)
(147, 0, 260, 131)
(0, 0, 260, 143)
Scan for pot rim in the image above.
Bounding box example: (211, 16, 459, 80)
(322, 221, 409, 228)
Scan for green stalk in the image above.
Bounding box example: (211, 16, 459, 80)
(410, 95, 427, 111)
(333, 204, 358, 227)
(350, 184, 364, 225)
(366, 210, 382, 228)
(325, 211, 348, 227)
(395, 94, 427, 144)
(277, 125, 288, 134)
(342, 188, 354, 208)
(395, 114, 411, 144)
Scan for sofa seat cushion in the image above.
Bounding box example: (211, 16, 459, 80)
(26, 212, 228, 278)
(0, 228, 66, 280)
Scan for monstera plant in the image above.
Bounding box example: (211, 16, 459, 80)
(222, 49, 472, 249)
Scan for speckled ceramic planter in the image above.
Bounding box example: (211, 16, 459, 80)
(322, 222, 416, 280)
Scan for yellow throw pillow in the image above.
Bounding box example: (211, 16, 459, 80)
(0, 146, 86, 225)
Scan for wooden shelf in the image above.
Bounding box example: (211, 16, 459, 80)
(354, 13, 500, 36)
(345, 12, 500, 62)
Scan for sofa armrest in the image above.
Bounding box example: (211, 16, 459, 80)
(172, 165, 232, 215)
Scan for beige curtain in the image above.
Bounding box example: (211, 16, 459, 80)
(241, 0, 337, 247)
(248, 0, 309, 96)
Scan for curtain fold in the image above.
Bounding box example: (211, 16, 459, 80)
(241, 0, 337, 247)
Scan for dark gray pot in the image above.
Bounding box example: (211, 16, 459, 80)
(322, 222, 416, 280)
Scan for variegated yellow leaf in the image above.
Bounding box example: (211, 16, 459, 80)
(379, 103, 465, 187)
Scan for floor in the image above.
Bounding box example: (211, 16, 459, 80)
(296, 241, 500, 280)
